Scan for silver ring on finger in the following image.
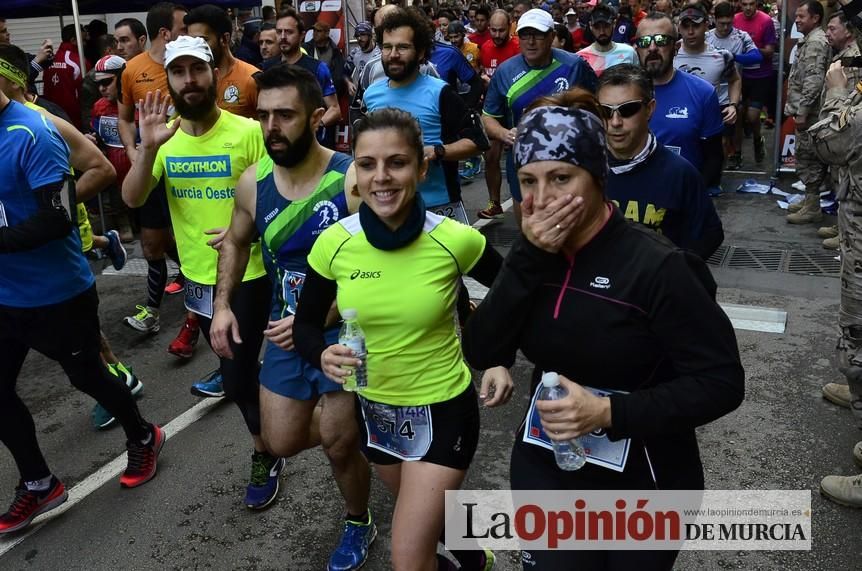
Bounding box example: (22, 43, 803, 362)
(555, 223, 563, 231)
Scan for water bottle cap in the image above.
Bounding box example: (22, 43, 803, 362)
(341, 308, 358, 319)
(541, 372, 560, 387)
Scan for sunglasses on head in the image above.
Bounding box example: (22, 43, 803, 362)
(635, 33, 673, 48)
(599, 99, 647, 119)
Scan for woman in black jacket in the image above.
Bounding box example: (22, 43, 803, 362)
(461, 89, 745, 571)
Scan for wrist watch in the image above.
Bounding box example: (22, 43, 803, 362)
(433, 144, 446, 160)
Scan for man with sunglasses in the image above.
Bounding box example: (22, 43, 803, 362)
(483, 8, 596, 224)
(599, 64, 724, 260)
(636, 13, 724, 192)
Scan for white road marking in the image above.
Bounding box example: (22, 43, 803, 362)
(0, 397, 224, 558)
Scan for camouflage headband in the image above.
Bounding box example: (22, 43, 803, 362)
(514, 105, 608, 185)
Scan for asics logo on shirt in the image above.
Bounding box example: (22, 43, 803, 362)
(350, 269, 382, 280)
(589, 276, 611, 290)
(666, 106, 689, 119)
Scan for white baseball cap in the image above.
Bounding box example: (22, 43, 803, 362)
(517, 8, 555, 33)
(565, 8, 577, 16)
(164, 36, 214, 68)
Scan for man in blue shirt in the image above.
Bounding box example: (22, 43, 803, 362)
(482, 8, 597, 223)
(636, 12, 725, 190)
(363, 7, 487, 217)
(598, 63, 723, 259)
(0, 90, 163, 534)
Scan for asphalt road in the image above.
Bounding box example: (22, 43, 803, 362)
(1, 143, 861, 570)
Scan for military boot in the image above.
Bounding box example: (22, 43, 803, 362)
(817, 224, 839, 238)
(823, 382, 851, 408)
(786, 193, 823, 224)
(820, 473, 862, 508)
(823, 236, 840, 250)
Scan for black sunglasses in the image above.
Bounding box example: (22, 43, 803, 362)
(599, 100, 647, 119)
(635, 33, 673, 48)
(95, 77, 115, 87)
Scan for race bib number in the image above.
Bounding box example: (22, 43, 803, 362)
(0, 201, 7, 228)
(96, 116, 123, 148)
(184, 279, 214, 318)
(429, 200, 469, 225)
(359, 398, 433, 461)
(523, 384, 631, 472)
(281, 270, 305, 315)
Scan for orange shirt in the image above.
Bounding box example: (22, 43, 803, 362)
(217, 58, 260, 119)
(120, 51, 168, 109)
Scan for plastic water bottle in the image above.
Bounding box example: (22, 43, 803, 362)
(538, 372, 586, 471)
(338, 309, 367, 392)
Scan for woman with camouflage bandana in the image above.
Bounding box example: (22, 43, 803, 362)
(463, 89, 745, 571)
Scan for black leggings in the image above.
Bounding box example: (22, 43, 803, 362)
(196, 276, 271, 436)
(0, 286, 149, 481)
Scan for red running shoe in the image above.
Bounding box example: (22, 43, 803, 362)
(168, 317, 199, 359)
(0, 477, 68, 534)
(164, 278, 185, 295)
(120, 424, 166, 489)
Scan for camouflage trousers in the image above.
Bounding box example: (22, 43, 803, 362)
(837, 198, 862, 424)
(796, 130, 828, 196)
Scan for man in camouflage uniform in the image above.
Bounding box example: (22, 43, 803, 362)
(786, 0, 833, 225)
(813, 10, 862, 250)
(810, 55, 862, 507)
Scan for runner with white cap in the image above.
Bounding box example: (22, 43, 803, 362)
(122, 36, 280, 511)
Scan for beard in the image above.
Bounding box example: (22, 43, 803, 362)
(265, 120, 315, 168)
(168, 81, 217, 121)
(642, 53, 671, 78)
(382, 55, 419, 82)
(596, 33, 611, 46)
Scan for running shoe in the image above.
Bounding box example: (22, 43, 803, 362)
(120, 424, 165, 488)
(754, 135, 765, 163)
(459, 157, 483, 182)
(168, 317, 199, 359)
(91, 363, 144, 430)
(477, 201, 504, 220)
(104, 230, 127, 271)
(244, 452, 285, 510)
(190, 369, 224, 398)
(0, 477, 68, 534)
(726, 153, 741, 171)
(113, 362, 144, 397)
(124, 305, 160, 333)
(165, 275, 185, 295)
(328, 511, 377, 571)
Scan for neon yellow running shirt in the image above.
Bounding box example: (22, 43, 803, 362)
(307, 211, 486, 406)
(151, 110, 266, 284)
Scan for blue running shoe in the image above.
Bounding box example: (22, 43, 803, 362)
(244, 452, 285, 510)
(328, 511, 377, 571)
(91, 402, 117, 430)
(104, 230, 127, 271)
(190, 369, 224, 397)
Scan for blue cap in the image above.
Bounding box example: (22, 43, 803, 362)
(354, 22, 373, 37)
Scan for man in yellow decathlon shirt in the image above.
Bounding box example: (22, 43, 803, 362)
(122, 36, 282, 511)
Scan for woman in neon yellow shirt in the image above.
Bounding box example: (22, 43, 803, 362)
(295, 108, 512, 571)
